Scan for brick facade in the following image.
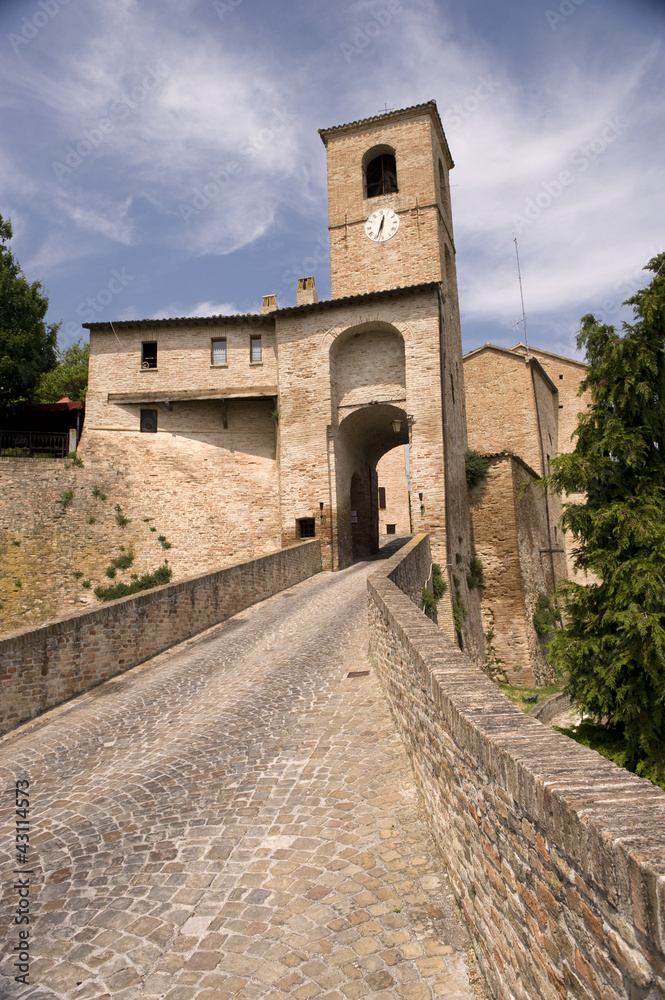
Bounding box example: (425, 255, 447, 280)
(368, 534, 665, 1000)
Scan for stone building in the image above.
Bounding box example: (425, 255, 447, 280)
(463, 343, 590, 684)
(83, 101, 484, 659)
(80, 100, 590, 675)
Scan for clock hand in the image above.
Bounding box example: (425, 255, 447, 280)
(376, 215, 385, 238)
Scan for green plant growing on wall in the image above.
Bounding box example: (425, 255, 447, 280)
(73, 570, 83, 579)
(105, 566, 117, 578)
(467, 556, 484, 590)
(57, 489, 73, 510)
(66, 452, 84, 468)
(114, 504, 130, 527)
(452, 597, 467, 633)
(423, 563, 448, 621)
(94, 561, 172, 601)
(532, 592, 560, 647)
(81, 580, 91, 588)
(91, 485, 106, 500)
(465, 449, 490, 489)
(12, 539, 20, 547)
(432, 563, 447, 601)
(157, 535, 172, 550)
(88, 516, 96, 524)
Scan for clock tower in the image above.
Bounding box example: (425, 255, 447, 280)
(319, 101, 457, 301)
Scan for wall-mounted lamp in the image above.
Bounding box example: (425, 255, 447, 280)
(319, 502, 324, 512)
(391, 419, 402, 433)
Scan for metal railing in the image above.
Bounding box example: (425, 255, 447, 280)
(0, 431, 69, 458)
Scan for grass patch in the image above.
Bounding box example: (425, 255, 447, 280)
(499, 682, 564, 713)
(91, 485, 106, 500)
(114, 504, 130, 527)
(81, 580, 91, 588)
(88, 516, 96, 524)
(57, 489, 74, 510)
(157, 535, 172, 550)
(73, 570, 84, 579)
(67, 452, 84, 467)
(94, 562, 172, 601)
(555, 721, 665, 792)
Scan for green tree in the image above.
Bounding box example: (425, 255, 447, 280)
(0, 215, 59, 414)
(34, 341, 90, 403)
(548, 253, 665, 767)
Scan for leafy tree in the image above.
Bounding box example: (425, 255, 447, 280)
(548, 253, 665, 768)
(0, 215, 58, 414)
(34, 341, 89, 403)
(465, 448, 490, 489)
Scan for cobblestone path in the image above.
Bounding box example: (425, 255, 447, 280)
(0, 544, 485, 1000)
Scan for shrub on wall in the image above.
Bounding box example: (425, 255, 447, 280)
(465, 449, 490, 489)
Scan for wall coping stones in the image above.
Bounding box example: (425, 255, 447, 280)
(367, 532, 665, 1000)
(0, 540, 321, 736)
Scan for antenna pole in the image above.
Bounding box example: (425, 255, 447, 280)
(513, 235, 529, 356)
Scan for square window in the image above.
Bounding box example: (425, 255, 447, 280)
(141, 342, 157, 369)
(140, 409, 158, 433)
(297, 517, 316, 538)
(212, 338, 227, 364)
(386, 523, 396, 534)
(250, 336, 262, 363)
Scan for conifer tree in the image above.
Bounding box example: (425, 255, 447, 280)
(549, 253, 665, 767)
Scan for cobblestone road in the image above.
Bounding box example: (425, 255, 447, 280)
(0, 543, 485, 1000)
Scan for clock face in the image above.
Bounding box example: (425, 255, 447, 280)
(365, 208, 399, 243)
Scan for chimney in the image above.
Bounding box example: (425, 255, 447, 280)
(261, 294, 278, 314)
(296, 277, 318, 307)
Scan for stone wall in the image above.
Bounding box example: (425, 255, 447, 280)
(0, 539, 321, 737)
(368, 534, 665, 1000)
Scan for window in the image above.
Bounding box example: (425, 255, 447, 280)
(365, 153, 398, 198)
(141, 342, 157, 369)
(386, 524, 396, 535)
(559, 374, 564, 379)
(297, 517, 316, 538)
(250, 336, 262, 363)
(379, 487, 386, 510)
(212, 338, 227, 364)
(140, 409, 158, 433)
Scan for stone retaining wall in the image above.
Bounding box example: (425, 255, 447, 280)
(368, 533, 665, 1000)
(0, 540, 321, 736)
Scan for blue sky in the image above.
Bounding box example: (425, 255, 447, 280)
(1, 0, 663, 359)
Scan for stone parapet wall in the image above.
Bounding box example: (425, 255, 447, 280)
(368, 534, 665, 1000)
(0, 540, 321, 737)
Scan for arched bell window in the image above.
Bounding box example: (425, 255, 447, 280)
(364, 150, 398, 198)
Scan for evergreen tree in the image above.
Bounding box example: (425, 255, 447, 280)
(34, 341, 89, 403)
(0, 215, 59, 414)
(549, 253, 665, 767)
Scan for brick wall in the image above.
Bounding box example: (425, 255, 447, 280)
(0, 540, 321, 737)
(368, 534, 665, 1000)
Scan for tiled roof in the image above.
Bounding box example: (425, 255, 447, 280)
(318, 100, 454, 168)
(84, 282, 442, 332)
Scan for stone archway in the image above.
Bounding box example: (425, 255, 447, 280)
(335, 402, 409, 566)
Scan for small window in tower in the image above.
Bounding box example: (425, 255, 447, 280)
(386, 524, 396, 535)
(140, 409, 158, 433)
(141, 342, 157, 369)
(297, 517, 316, 538)
(365, 154, 398, 198)
(212, 338, 227, 364)
(379, 487, 386, 510)
(250, 336, 262, 363)
(559, 374, 564, 379)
